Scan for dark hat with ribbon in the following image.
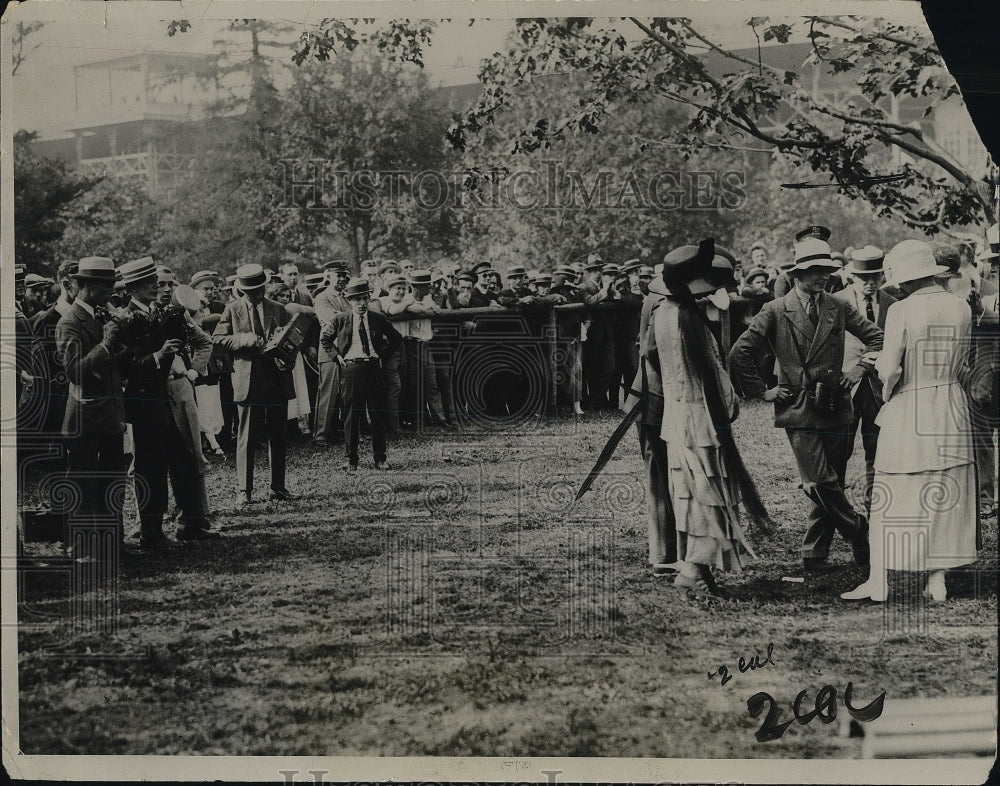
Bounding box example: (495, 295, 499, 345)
(506, 264, 527, 278)
(621, 258, 642, 274)
(638, 265, 655, 279)
(471, 261, 492, 276)
(661, 238, 736, 296)
(344, 277, 372, 300)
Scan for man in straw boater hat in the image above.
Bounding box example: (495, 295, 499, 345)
(832, 245, 897, 516)
(54, 257, 128, 558)
(730, 235, 883, 576)
(117, 256, 213, 547)
(213, 263, 296, 506)
(320, 277, 403, 471)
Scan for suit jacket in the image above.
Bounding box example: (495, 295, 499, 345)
(212, 296, 294, 405)
(55, 302, 126, 438)
(729, 289, 883, 429)
(313, 286, 352, 362)
(833, 287, 897, 402)
(319, 310, 402, 362)
(116, 301, 177, 429)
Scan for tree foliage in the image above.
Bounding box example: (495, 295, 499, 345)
(431, 16, 993, 231)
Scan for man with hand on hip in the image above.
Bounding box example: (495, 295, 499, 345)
(730, 237, 883, 574)
(320, 278, 403, 471)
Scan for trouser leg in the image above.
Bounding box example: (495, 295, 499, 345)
(265, 400, 287, 491)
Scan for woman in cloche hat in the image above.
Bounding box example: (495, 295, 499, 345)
(842, 240, 979, 603)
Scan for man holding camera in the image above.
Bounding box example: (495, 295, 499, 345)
(730, 237, 883, 574)
(119, 256, 211, 548)
(213, 263, 296, 506)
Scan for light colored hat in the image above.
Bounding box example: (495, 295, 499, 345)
(408, 269, 432, 286)
(172, 284, 203, 313)
(384, 274, 409, 290)
(235, 263, 268, 291)
(506, 264, 527, 278)
(377, 260, 401, 276)
(622, 258, 642, 274)
(190, 269, 219, 288)
(119, 256, 158, 286)
(884, 240, 948, 285)
(638, 265, 655, 279)
(791, 238, 840, 272)
(24, 273, 53, 288)
(846, 245, 885, 276)
(74, 257, 117, 282)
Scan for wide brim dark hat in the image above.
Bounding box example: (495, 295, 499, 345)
(661, 239, 735, 295)
(343, 277, 372, 299)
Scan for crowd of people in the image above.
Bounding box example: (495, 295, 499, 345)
(12, 224, 999, 593)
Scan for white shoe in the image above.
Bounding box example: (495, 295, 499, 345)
(840, 581, 887, 602)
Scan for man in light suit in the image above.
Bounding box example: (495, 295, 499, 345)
(730, 237, 883, 573)
(213, 263, 295, 506)
(320, 278, 403, 470)
(833, 245, 897, 514)
(55, 257, 128, 557)
(312, 260, 351, 444)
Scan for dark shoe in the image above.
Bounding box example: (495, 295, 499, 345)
(269, 488, 295, 501)
(852, 516, 871, 567)
(374, 459, 389, 471)
(803, 557, 839, 574)
(177, 528, 223, 541)
(139, 535, 178, 552)
(313, 435, 333, 446)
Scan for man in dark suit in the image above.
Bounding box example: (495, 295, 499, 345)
(279, 262, 314, 306)
(213, 263, 295, 505)
(117, 257, 213, 547)
(320, 278, 403, 471)
(29, 260, 80, 443)
(833, 245, 897, 514)
(730, 237, 883, 574)
(54, 257, 128, 557)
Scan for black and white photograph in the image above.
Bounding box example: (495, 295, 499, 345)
(2, 0, 997, 781)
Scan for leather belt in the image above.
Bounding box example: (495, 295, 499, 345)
(346, 357, 378, 364)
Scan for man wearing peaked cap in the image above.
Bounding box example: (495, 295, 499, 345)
(53, 256, 128, 557)
(833, 244, 897, 514)
(23, 273, 53, 318)
(794, 225, 832, 243)
(730, 232, 883, 575)
(213, 263, 296, 506)
(468, 261, 496, 308)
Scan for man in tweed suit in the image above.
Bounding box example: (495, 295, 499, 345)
(730, 237, 883, 573)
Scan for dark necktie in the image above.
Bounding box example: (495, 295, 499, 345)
(865, 294, 875, 323)
(358, 315, 371, 357)
(250, 303, 265, 337)
(807, 294, 819, 326)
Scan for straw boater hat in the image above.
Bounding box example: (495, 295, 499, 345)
(845, 245, 885, 276)
(506, 264, 527, 279)
(884, 240, 949, 285)
(622, 258, 642, 275)
(343, 277, 372, 299)
(118, 256, 158, 287)
(790, 238, 841, 273)
(408, 269, 432, 287)
(235, 263, 268, 291)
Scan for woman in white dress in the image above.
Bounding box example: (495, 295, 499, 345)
(843, 240, 979, 603)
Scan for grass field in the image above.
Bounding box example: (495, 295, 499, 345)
(14, 398, 998, 758)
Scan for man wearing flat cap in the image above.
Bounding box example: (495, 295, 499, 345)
(833, 245, 897, 514)
(55, 257, 128, 557)
(213, 263, 296, 505)
(731, 236, 883, 575)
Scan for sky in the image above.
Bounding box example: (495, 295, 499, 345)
(8, 2, 928, 140)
